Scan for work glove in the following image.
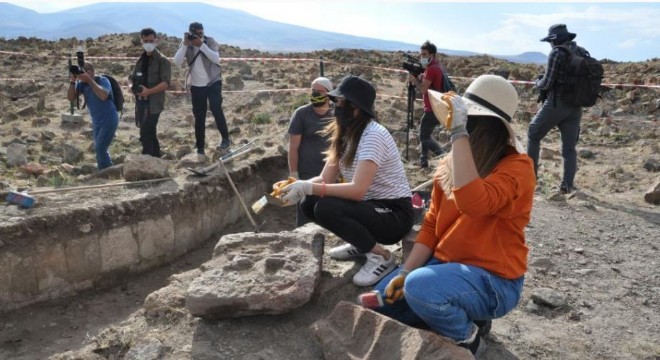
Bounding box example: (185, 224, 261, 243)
(441, 92, 469, 141)
(383, 269, 410, 304)
(272, 176, 296, 197)
(280, 180, 313, 205)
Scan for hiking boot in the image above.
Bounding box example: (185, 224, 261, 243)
(217, 138, 231, 152)
(415, 159, 429, 169)
(558, 183, 576, 195)
(475, 320, 492, 337)
(352, 252, 396, 287)
(197, 148, 205, 155)
(460, 335, 486, 358)
(328, 243, 365, 261)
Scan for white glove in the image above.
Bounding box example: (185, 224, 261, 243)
(281, 180, 313, 205)
(290, 171, 299, 180)
(444, 92, 469, 141)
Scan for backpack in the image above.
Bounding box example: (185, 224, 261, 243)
(439, 62, 457, 93)
(81, 75, 125, 115)
(556, 45, 604, 107)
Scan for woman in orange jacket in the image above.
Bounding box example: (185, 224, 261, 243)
(373, 74, 536, 357)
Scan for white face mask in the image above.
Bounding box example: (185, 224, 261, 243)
(143, 43, 157, 53)
(420, 56, 430, 67)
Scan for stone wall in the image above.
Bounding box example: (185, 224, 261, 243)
(0, 154, 287, 312)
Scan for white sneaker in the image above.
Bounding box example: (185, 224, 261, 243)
(352, 252, 396, 287)
(328, 243, 366, 261)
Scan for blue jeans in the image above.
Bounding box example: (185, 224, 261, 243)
(527, 97, 582, 189)
(374, 258, 524, 342)
(419, 111, 443, 163)
(92, 119, 118, 170)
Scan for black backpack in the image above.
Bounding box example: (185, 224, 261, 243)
(556, 45, 604, 107)
(81, 75, 125, 115)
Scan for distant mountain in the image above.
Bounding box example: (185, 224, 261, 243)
(0, 2, 547, 64)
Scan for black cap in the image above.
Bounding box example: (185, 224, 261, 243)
(327, 75, 376, 118)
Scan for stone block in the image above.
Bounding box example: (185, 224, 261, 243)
(7, 249, 38, 302)
(65, 234, 102, 284)
(34, 239, 69, 294)
(100, 226, 139, 272)
(0, 252, 12, 304)
(60, 113, 86, 129)
(173, 208, 204, 257)
(138, 216, 175, 261)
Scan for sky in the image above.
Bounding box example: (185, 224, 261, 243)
(4, 1, 660, 62)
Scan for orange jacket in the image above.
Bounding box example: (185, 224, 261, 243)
(416, 152, 536, 279)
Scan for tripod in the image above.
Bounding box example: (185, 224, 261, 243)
(404, 81, 416, 161)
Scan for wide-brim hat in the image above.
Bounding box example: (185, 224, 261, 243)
(540, 24, 576, 43)
(428, 74, 524, 153)
(327, 75, 376, 118)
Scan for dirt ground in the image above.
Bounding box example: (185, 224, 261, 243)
(0, 36, 658, 359)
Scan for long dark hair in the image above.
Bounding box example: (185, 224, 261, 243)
(323, 102, 373, 167)
(436, 115, 510, 196)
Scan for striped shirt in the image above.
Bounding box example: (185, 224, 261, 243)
(340, 121, 412, 201)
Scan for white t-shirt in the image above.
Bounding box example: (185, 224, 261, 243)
(339, 121, 412, 201)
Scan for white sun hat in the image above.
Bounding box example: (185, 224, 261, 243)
(429, 74, 525, 153)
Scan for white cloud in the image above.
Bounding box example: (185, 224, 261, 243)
(618, 39, 638, 49)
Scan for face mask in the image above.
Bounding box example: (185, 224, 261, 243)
(143, 43, 157, 52)
(335, 104, 354, 130)
(420, 56, 430, 67)
(310, 90, 328, 107)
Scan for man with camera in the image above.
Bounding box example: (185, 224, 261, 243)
(407, 41, 446, 169)
(67, 62, 118, 170)
(173, 22, 231, 155)
(129, 27, 172, 158)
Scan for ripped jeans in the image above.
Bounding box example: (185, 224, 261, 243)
(374, 258, 524, 342)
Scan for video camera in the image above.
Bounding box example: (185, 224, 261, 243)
(402, 53, 424, 77)
(69, 49, 85, 75)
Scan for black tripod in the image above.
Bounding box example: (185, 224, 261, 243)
(404, 81, 416, 161)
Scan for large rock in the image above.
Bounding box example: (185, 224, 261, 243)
(185, 230, 324, 319)
(122, 154, 170, 181)
(531, 287, 568, 308)
(62, 143, 85, 164)
(311, 301, 473, 360)
(6, 143, 27, 167)
(644, 178, 660, 205)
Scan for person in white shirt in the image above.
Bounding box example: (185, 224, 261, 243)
(173, 22, 230, 155)
(279, 75, 414, 287)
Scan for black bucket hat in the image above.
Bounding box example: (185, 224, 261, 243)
(540, 24, 576, 43)
(327, 75, 376, 118)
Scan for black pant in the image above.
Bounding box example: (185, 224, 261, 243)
(300, 196, 414, 253)
(136, 99, 161, 158)
(191, 80, 229, 152)
(419, 111, 443, 162)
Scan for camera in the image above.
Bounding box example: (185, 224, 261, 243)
(69, 49, 85, 75)
(402, 54, 424, 77)
(187, 33, 198, 41)
(131, 72, 143, 94)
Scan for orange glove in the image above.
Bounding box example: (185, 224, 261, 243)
(383, 269, 410, 304)
(271, 176, 296, 198)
